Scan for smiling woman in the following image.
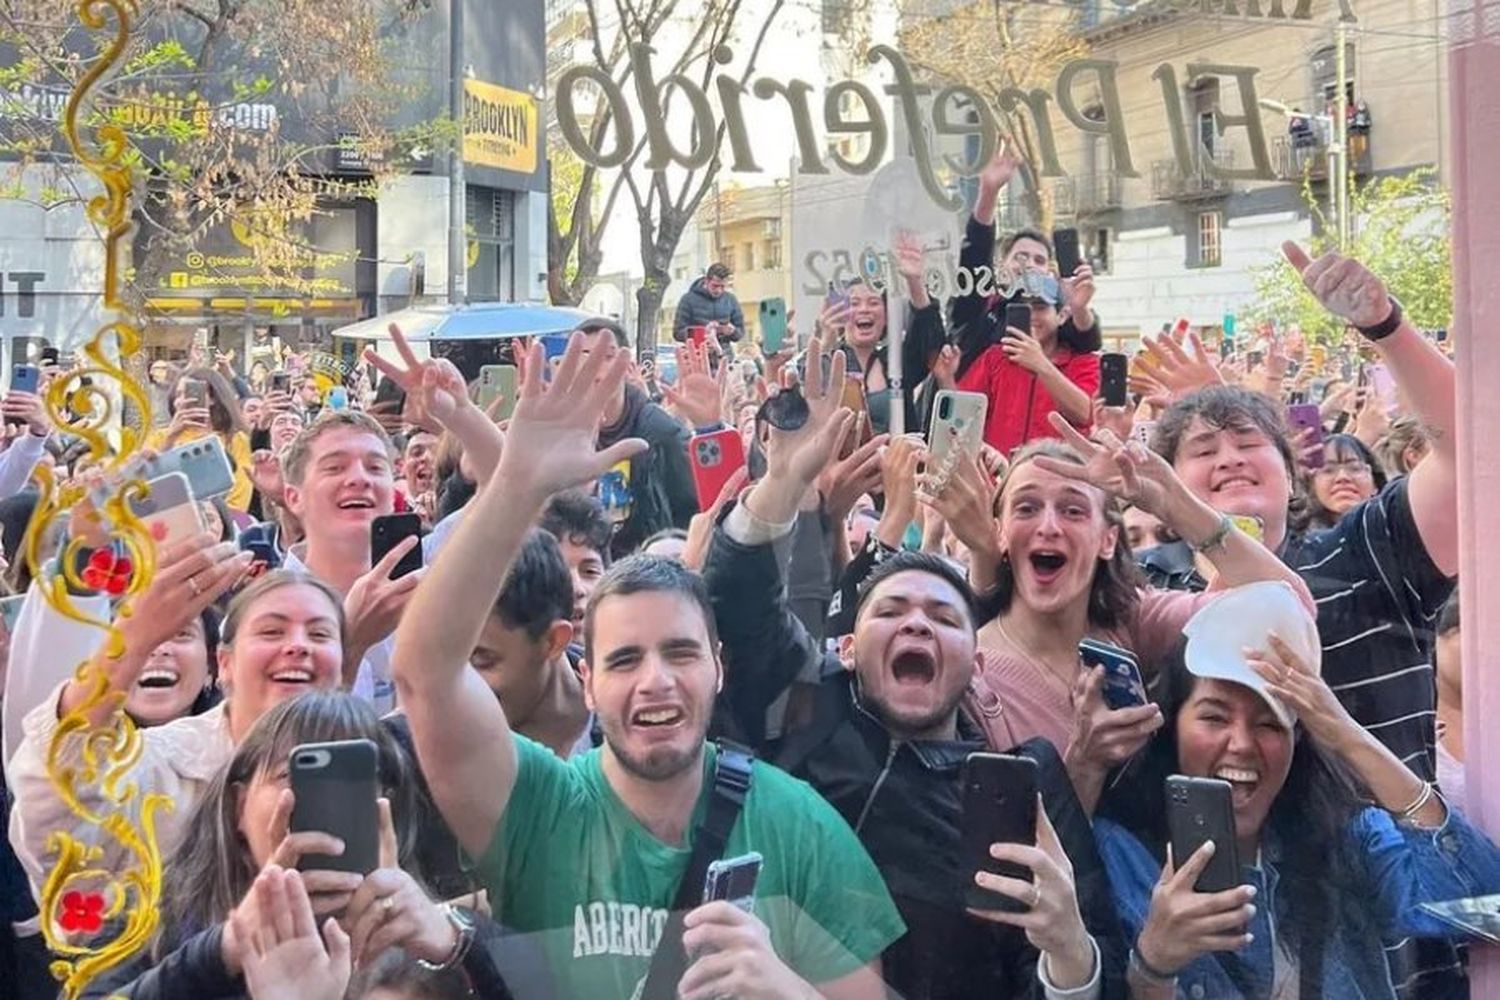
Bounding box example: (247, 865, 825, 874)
(125, 607, 222, 728)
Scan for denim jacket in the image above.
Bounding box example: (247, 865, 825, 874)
(1096, 805, 1500, 999)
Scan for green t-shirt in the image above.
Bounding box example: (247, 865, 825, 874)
(476, 736, 905, 997)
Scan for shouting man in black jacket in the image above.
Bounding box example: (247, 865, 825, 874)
(578, 319, 698, 558)
(701, 335, 1126, 1000)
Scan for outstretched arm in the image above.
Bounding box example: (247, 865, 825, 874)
(391, 334, 646, 858)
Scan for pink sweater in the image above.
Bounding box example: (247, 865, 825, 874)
(962, 588, 1215, 755)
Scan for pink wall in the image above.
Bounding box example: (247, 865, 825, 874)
(1451, 13, 1500, 992)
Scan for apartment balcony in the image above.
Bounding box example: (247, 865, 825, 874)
(1269, 132, 1374, 183)
(1053, 172, 1122, 218)
(1151, 149, 1236, 201)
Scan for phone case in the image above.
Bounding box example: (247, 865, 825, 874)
(10, 365, 39, 395)
(838, 378, 873, 459)
(1080, 638, 1146, 710)
(1003, 303, 1032, 341)
(759, 298, 788, 354)
(143, 437, 235, 501)
(1100, 353, 1129, 408)
(961, 753, 1038, 912)
(1167, 776, 1241, 893)
(688, 429, 747, 512)
(927, 390, 988, 484)
(478, 365, 518, 422)
(1286, 404, 1324, 468)
(130, 474, 204, 551)
(290, 740, 380, 875)
(183, 380, 209, 408)
(702, 852, 762, 913)
(371, 513, 424, 579)
(1053, 228, 1082, 277)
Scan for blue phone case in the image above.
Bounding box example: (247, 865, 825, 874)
(1081, 638, 1147, 710)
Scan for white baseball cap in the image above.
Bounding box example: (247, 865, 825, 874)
(1182, 582, 1320, 730)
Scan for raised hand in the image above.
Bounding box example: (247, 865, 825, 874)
(1061, 262, 1096, 318)
(363, 324, 471, 433)
(1283, 242, 1392, 328)
(763, 335, 852, 490)
(1135, 842, 1256, 977)
(932, 343, 960, 390)
(1032, 413, 1183, 518)
(969, 804, 1097, 990)
(819, 431, 888, 524)
(917, 452, 1000, 565)
(342, 536, 424, 673)
(1001, 329, 1053, 376)
(230, 867, 352, 1000)
(342, 799, 455, 965)
(1249, 632, 1357, 754)
(876, 435, 927, 548)
(1136, 330, 1224, 402)
(663, 341, 728, 430)
(979, 137, 1022, 195)
(0, 391, 50, 438)
(496, 333, 648, 505)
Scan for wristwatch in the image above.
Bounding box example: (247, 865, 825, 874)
(1355, 295, 1404, 341)
(417, 903, 476, 972)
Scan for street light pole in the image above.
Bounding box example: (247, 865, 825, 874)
(447, 0, 467, 305)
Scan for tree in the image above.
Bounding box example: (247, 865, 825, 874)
(900, 0, 1089, 233)
(1250, 168, 1452, 341)
(0, 0, 443, 302)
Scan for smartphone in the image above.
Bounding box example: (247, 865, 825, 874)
(1367, 363, 1399, 413)
(1100, 353, 1129, 408)
(327, 386, 349, 411)
(477, 365, 518, 421)
(10, 363, 39, 395)
(838, 377, 873, 459)
(289, 740, 380, 875)
(1166, 776, 1241, 893)
(270, 371, 291, 394)
(927, 390, 988, 477)
(39, 346, 59, 367)
(1133, 419, 1157, 449)
(1002, 302, 1032, 342)
(129, 473, 205, 551)
(961, 753, 1039, 912)
(703, 851, 762, 914)
(1052, 227, 1082, 278)
(182, 378, 209, 409)
(1246, 350, 1265, 370)
(142, 436, 235, 500)
(370, 512, 423, 579)
(825, 282, 850, 314)
(1286, 403, 1324, 469)
(759, 297, 788, 354)
(1080, 638, 1146, 710)
(689, 428, 747, 512)
(689, 326, 709, 349)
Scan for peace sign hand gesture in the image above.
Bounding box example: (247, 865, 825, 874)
(1031, 412, 1186, 520)
(364, 324, 474, 433)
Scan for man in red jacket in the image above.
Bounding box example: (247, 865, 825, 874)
(956, 272, 1098, 457)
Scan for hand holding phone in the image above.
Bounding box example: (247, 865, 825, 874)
(370, 513, 424, 579)
(1100, 353, 1129, 408)
(702, 852, 762, 913)
(1080, 638, 1146, 710)
(289, 740, 380, 874)
(1003, 302, 1032, 342)
(1166, 776, 1241, 893)
(961, 753, 1038, 912)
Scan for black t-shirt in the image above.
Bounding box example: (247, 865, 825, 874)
(1139, 477, 1454, 781)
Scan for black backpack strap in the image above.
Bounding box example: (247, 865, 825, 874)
(639, 742, 755, 1000)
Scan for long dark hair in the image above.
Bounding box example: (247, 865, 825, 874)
(1098, 647, 1367, 993)
(982, 440, 1142, 629)
(1305, 433, 1387, 530)
(156, 692, 420, 956)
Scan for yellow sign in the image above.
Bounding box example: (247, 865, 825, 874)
(463, 79, 538, 173)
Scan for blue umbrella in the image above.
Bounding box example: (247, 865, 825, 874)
(333, 302, 599, 341)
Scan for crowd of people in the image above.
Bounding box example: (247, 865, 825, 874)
(0, 146, 1483, 1000)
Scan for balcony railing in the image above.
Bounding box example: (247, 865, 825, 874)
(1269, 132, 1373, 183)
(1151, 148, 1236, 201)
(1053, 172, 1122, 218)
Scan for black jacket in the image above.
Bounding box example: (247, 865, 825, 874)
(702, 520, 1127, 999)
(599, 385, 697, 558)
(671, 277, 745, 342)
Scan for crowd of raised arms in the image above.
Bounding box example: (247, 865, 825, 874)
(0, 151, 1478, 1000)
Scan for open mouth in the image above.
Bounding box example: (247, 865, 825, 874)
(1212, 476, 1258, 495)
(1027, 550, 1069, 584)
(270, 667, 315, 686)
(631, 706, 685, 729)
(136, 668, 180, 690)
(890, 648, 937, 686)
(337, 497, 375, 511)
(1215, 765, 1261, 806)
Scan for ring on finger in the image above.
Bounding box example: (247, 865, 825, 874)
(187, 574, 202, 597)
(1029, 883, 1042, 908)
(380, 894, 396, 916)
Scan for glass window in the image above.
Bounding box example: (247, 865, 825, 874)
(1198, 211, 1222, 268)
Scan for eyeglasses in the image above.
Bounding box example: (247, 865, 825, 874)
(1315, 459, 1372, 477)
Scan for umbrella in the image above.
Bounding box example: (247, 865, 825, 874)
(333, 302, 598, 341)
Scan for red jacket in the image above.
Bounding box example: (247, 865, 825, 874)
(957, 345, 1100, 457)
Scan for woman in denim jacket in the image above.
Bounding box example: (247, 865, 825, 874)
(1094, 584, 1500, 999)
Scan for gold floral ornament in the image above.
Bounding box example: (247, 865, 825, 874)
(24, 1, 170, 997)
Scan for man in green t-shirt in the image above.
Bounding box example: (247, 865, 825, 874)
(391, 333, 904, 998)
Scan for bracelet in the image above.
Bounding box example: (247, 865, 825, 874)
(1188, 514, 1235, 555)
(1355, 295, 1404, 341)
(1397, 780, 1435, 822)
(1130, 947, 1178, 985)
(416, 903, 475, 972)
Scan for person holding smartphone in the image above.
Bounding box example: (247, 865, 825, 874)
(148, 367, 256, 511)
(0, 381, 52, 499)
(672, 262, 746, 349)
(1094, 587, 1500, 1000)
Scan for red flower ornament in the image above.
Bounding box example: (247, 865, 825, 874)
(81, 548, 134, 596)
(58, 890, 106, 934)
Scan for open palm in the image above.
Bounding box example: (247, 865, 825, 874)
(1033, 413, 1177, 516)
(499, 334, 647, 502)
(764, 336, 852, 487)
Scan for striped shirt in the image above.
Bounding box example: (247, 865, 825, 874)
(1139, 477, 1454, 783)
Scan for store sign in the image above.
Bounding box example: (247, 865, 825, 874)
(0, 270, 45, 318)
(463, 79, 538, 174)
(149, 208, 359, 299)
(0, 82, 277, 133)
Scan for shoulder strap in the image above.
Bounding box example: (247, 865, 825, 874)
(639, 742, 755, 1000)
